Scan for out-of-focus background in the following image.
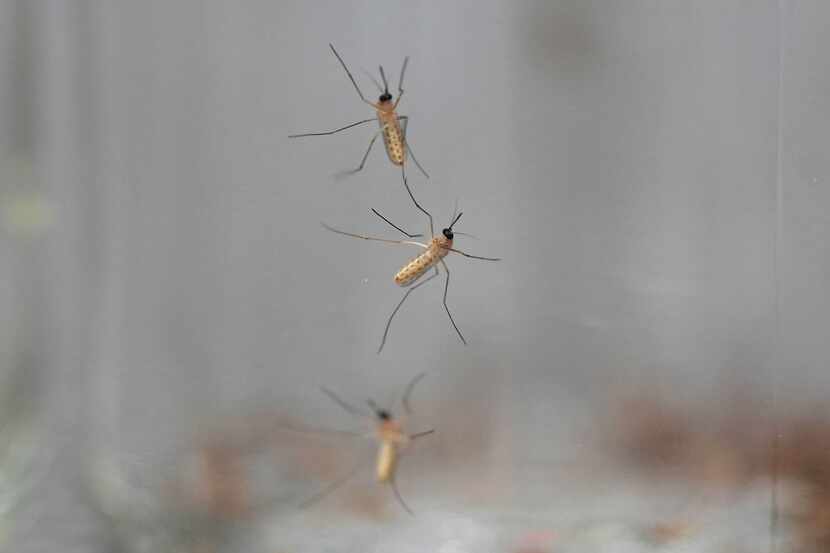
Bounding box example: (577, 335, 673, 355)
(2, 1, 829, 551)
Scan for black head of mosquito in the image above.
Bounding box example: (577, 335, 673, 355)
(442, 212, 464, 241)
(368, 398, 392, 421)
(378, 65, 393, 103)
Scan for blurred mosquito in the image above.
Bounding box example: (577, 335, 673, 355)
(300, 373, 435, 515)
(289, 43, 429, 209)
(323, 179, 500, 352)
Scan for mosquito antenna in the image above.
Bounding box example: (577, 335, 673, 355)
(390, 474, 414, 516)
(448, 212, 463, 230)
(452, 231, 479, 240)
(450, 198, 459, 224)
(397, 56, 409, 95)
(378, 65, 390, 94)
(320, 387, 373, 419)
(371, 208, 423, 238)
(401, 372, 426, 415)
(362, 68, 384, 93)
(329, 43, 372, 105)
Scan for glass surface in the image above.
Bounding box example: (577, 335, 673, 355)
(3, 1, 830, 552)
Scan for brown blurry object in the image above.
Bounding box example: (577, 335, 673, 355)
(513, 529, 557, 553)
(611, 394, 757, 489)
(189, 441, 250, 520)
(614, 396, 696, 473)
(645, 520, 693, 546)
(427, 367, 501, 504)
(171, 410, 355, 521)
(777, 417, 830, 552)
(343, 487, 387, 520)
(611, 393, 830, 552)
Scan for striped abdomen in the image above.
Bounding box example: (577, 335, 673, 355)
(377, 112, 406, 166)
(394, 238, 451, 287)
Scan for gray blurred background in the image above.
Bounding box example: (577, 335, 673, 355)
(1, 1, 829, 551)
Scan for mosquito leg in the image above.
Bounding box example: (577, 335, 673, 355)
(329, 43, 376, 107)
(398, 116, 429, 179)
(272, 425, 365, 438)
(370, 208, 422, 238)
(393, 91, 405, 109)
(321, 223, 428, 249)
(320, 387, 373, 419)
(447, 247, 501, 261)
(409, 429, 435, 441)
(401, 372, 427, 415)
(401, 171, 434, 237)
(378, 267, 439, 354)
(393, 56, 409, 109)
(289, 118, 375, 138)
(299, 460, 365, 510)
(348, 131, 380, 174)
(398, 56, 409, 92)
(439, 259, 466, 345)
(406, 144, 429, 179)
(389, 473, 414, 516)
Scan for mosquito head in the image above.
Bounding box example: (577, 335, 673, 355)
(377, 65, 393, 103)
(368, 399, 392, 421)
(442, 212, 463, 240)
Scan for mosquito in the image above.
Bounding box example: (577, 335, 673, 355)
(322, 178, 501, 352)
(288, 44, 429, 207)
(299, 373, 435, 515)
